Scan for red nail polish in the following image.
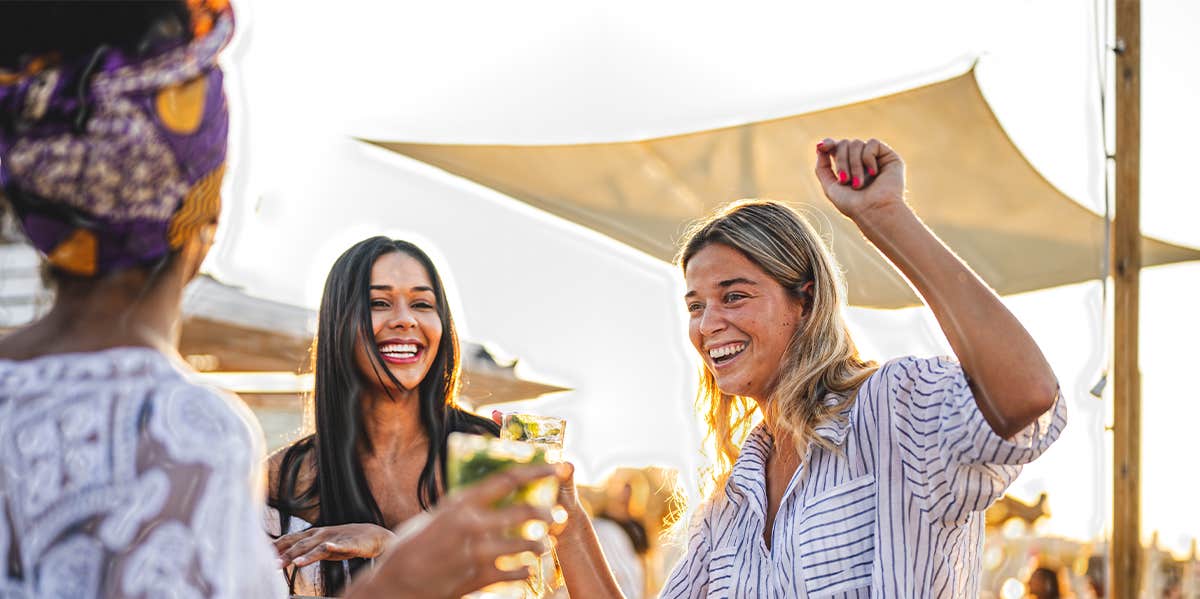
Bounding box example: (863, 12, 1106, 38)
(838, 171, 848, 184)
(852, 176, 861, 188)
(816, 142, 824, 150)
(868, 168, 877, 176)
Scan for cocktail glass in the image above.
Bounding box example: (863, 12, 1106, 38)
(447, 432, 557, 599)
(499, 414, 567, 596)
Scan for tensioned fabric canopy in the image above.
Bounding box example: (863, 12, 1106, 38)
(368, 69, 1200, 308)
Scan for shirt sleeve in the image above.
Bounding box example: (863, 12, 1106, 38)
(658, 502, 714, 599)
(883, 356, 1067, 524)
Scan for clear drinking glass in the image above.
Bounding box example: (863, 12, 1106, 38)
(446, 432, 558, 599)
(499, 414, 567, 597)
(500, 414, 566, 459)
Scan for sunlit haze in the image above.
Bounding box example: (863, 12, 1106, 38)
(208, 0, 1199, 556)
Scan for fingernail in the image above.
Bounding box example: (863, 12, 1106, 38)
(852, 176, 861, 188)
(868, 168, 877, 176)
(838, 171, 848, 184)
(816, 142, 825, 150)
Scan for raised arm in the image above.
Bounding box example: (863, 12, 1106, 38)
(815, 137, 1058, 438)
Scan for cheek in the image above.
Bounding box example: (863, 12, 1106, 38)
(369, 311, 388, 335)
(423, 317, 444, 354)
(688, 320, 703, 350)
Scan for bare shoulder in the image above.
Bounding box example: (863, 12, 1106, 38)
(266, 438, 317, 506)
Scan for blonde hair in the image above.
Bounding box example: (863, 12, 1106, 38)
(677, 199, 878, 494)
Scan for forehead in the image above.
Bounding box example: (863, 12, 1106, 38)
(684, 243, 767, 288)
(370, 252, 432, 289)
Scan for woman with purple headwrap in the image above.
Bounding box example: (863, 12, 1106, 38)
(0, 3, 562, 597)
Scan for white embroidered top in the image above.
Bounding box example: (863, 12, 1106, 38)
(0, 347, 287, 599)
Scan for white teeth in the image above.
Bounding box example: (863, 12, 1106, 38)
(380, 343, 419, 356)
(708, 343, 746, 360)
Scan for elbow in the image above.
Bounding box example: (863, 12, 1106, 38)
(1029, 377, 1060, 417)
(998, 379, 1059, 439)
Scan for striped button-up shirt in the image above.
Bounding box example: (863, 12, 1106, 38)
(661, 356, 1067, 598)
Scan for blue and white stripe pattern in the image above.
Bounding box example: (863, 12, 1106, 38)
(660, 356, 1067, 598)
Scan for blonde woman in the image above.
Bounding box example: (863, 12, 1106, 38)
(553, 138, 1065, 597)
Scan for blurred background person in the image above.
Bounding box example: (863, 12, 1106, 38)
(1028, 567, 1064, 599)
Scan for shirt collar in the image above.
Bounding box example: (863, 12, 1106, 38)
(723, 393, 855, 503)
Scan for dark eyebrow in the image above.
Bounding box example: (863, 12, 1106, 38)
(369, 285, 436, 293)
(718, 277, 758, 288)
(684, 278, 758, 300)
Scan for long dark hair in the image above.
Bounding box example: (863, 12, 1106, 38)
(272, 237, 498, 595)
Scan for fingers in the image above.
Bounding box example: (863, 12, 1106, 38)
(863, 138, 881, 179)
(476, 535, 551, 560)
(273, 529, 314, 557)
(459, 463, 560, 506)
(874, 138, 901, 169)
(816, 137, 893, 188)
(489, 503, 554, 533)
(834, 140, 850, 185)
(283, 536, 340, 567)
(814, 139, 838, 189)
(847, 139, 866, 189)
(476, 562, 540, 587)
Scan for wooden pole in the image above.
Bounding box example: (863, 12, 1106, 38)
(1112, 0, 1142, 597)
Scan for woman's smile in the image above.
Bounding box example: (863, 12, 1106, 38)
(707, 341, 748, 369)
(355, 251, 444, 391)
(377, 339, 425, 365)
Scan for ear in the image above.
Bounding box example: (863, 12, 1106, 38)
(796, 280, 815, 318)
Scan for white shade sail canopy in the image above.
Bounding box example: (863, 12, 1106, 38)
(369, 70, 1200, 308)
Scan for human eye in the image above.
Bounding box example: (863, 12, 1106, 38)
(370, 298, 390, 309)
(723, 291, 749, 304)
(686, 301, 704, 313)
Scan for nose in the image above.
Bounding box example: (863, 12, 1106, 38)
(697, 305, 726, 337)
(387, 306, 419, 330)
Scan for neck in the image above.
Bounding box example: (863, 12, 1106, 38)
(33, 264, 186, 356)
(751, 395, 800, 457)
(359, 385, 429, 459)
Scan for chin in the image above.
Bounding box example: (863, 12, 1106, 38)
(714, 378, 747, 398)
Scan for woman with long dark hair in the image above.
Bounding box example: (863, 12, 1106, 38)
(0, 4, 560, 598)
(268, 236, 501, 595)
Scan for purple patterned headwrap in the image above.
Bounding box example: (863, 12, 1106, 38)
(0, 8, 233, 276)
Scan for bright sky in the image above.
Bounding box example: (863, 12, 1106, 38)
(210, 0, 1200, 556)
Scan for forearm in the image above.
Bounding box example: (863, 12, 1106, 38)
(556, 504, 627, 599)
(851, 201, 1058, 436)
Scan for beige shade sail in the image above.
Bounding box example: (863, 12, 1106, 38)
(368, 69, 1200, 308)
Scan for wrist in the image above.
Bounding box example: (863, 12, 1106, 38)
(846, 196, 907, 227)
(847, 197, 914, 237)
(559, 502, 594, 542)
